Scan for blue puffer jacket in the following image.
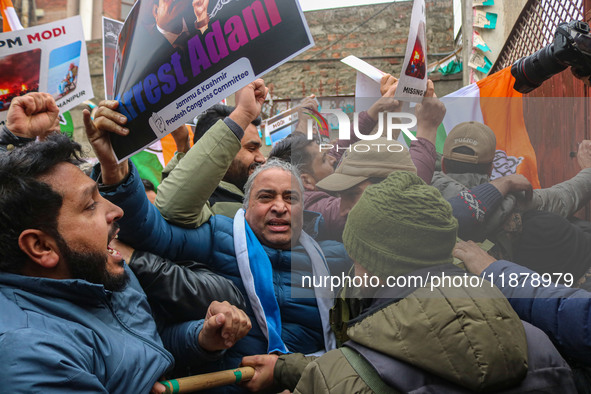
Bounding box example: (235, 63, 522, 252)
(482, 259, 591, 365)
(0, 265, 174, 393)
(101, 164, 352, 374)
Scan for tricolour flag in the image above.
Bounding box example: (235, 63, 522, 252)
(129, 125, 194, 189)
(0, 0, 23, 31)
(130, 144, 165, 190)
(435, 66, 540, 188)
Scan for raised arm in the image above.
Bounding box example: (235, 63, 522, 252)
(155, 120, 242, 227)
(329, 74, 402, 161)
(1, 92, 61, 151)
(84, 99, 214, 262)
(83, 99, 130, 184)
(155, 79, 269, 228)
(411, 80, 445, 183)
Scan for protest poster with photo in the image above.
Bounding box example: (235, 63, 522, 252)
(265, 107, 299, 146)
(111, 0, 314, 162)
(102, 17, 124, 100)
(395, 0, 428, 102)
(0, 16, 92, 125)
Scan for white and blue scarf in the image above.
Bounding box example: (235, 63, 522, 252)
(233, 208, 336, 354)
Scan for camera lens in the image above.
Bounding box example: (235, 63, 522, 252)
(511, 44, 568, 93)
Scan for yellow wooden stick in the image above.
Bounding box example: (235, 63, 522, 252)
(161, 366, 255, 393)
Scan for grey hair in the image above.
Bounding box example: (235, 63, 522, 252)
(243, 158, 304, 209)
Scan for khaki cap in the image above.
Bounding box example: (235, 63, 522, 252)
(443, 122, 496, 164)
(316, 138, 417, 192)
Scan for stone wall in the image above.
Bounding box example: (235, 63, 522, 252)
(263, 0, 460, 100)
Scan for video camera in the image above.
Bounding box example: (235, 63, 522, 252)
(511, 20, 591, 93)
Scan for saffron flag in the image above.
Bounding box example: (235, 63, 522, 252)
(0, 0, 23, 32)
(436, 66, 541, 188)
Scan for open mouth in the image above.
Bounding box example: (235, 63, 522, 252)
(107, 242, 121, 257)
(267, 219, 290, 232)
(106, 225, 121, 258)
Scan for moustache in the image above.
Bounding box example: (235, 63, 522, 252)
(249, 162, 261, 172)
(108, 223, 120, 242)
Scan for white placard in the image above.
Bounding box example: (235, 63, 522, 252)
(341, 55, 385, 84)
(0, 16, 93, 125)
(395, 0, 428, 102)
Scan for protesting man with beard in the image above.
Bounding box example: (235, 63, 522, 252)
(0, 131, 250, 391)
(86, 79, 352, 391)
(156, 104, 265, 226)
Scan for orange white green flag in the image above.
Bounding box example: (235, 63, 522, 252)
(435, 66, 541, 188)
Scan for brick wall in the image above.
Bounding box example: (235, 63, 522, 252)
(70, 38, 104, 156)
(86, 39, 106, 101)
(264, 0, 457, 99)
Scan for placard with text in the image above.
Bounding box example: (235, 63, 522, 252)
(111, 0, 314, 162)
(0, 16, 92, 125)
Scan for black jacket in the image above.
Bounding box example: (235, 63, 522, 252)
(0, 125, 34, 152)
(129, 250, 245, 325)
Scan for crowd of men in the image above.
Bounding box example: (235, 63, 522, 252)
(1, 73, 591, 393)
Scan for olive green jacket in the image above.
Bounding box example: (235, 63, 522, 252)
(155, 120, 243, 227)
(275, 280, 532, 393)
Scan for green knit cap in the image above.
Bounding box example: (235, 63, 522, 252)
(342, 171, 458, 278)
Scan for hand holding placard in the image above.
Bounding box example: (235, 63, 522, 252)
(83, 100, 130, 185)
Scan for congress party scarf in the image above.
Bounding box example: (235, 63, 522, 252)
(233, 209, 336, 354)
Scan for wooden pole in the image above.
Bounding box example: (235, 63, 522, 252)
(461, 0, 473, 85)
(160, 367, 255, 393)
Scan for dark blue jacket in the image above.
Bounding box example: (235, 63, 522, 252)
(482, 259, 591, 365)
(0, 265, 213, 393)
(100, 164, 352, 373)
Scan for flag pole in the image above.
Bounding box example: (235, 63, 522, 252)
(160, 367, 256, 393)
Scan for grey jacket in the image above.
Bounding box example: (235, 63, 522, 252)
(431, 169, 591, 236)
